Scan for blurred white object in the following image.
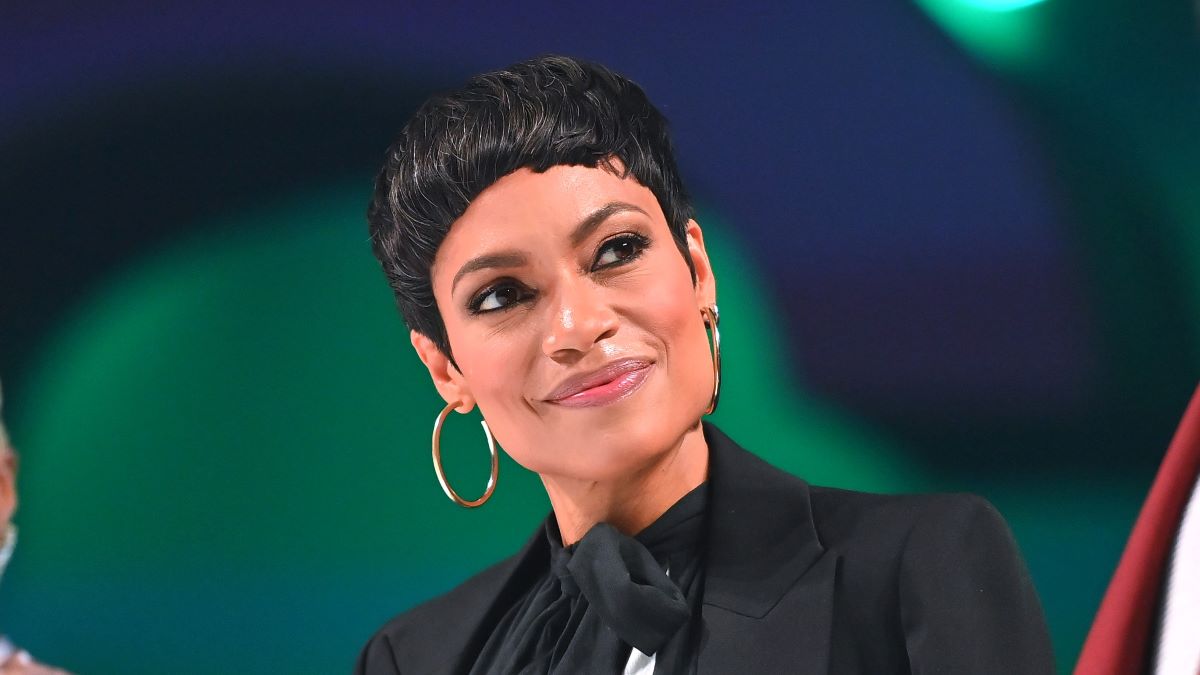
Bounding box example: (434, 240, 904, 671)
(0, 525, 16, 584)
(1153, 477, 1200, 675)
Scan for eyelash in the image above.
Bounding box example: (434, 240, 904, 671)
(466, 233, 651, 315)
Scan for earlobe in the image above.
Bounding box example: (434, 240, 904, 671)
(409, 330, 476, 413)
(685, 219, 717, 307)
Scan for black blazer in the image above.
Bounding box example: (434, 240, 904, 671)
(357, 424, 1054, 674)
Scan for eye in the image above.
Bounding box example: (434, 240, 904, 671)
(592, 233, 649, 270)
(469, 280, 533, 314)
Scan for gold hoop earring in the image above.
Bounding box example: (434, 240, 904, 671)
(701, 305, 722, 415)
(431, 401, 498, 508)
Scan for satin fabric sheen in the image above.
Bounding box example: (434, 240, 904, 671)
(469, 483, 708, 674)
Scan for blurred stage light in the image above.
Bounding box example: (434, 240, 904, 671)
(916, 0, 1051, 71)
(959, 0, 1047, 11)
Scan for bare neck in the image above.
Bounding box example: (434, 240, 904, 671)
(541, 422, 710, 547)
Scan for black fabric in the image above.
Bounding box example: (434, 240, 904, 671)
(468, 484, 708, 675)
(356, 423, 1055, 675)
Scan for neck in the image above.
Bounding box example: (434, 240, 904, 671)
(541, 422, 709, 546)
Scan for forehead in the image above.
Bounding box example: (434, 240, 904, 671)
(432, 165, 664, 273)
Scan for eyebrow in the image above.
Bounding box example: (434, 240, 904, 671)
(450, 200, 650, 294)
(568, 201, 649, 248)
(451, 251, 529, 293)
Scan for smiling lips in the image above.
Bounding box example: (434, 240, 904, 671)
(545, 358, 654, 408)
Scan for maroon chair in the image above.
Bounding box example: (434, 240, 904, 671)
(1075, 384, 1200, 674)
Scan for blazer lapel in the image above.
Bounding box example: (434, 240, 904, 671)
(697, 423, 839, 675)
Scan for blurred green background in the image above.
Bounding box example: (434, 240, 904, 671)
(1, 2, 1197, 672)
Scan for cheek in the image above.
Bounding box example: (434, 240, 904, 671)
(456, 334, 531, 410)
(451, 329, 542, 460)
(639, 262, 701, 345)
(631, 265, 710, 399)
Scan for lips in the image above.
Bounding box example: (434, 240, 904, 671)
(545, 358, 654, 407)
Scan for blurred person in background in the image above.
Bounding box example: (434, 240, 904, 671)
(0, 380, 71, 675)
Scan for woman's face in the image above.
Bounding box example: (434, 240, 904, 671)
(412, 164, 717, 484)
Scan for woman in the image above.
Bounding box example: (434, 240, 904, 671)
(356, 56, 1053, 674)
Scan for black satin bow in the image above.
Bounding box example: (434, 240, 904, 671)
(558, 522, 691, 655)
(470, 483, 709, 675)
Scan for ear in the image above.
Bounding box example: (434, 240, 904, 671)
(685, 219, 717, 309)
(410, 330, 476, 413)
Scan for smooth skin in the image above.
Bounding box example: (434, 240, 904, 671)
(410, 162, 718, 546)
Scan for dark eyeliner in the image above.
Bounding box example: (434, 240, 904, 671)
(467, 279, 531, 315)
(466, 287, 491, 314)
(592, 232, 651, 271)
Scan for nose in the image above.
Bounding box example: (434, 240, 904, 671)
(541, 275, 619, 361)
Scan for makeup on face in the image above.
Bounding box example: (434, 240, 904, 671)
(424, 164, 715, 482)
(544, 358, 655, 408)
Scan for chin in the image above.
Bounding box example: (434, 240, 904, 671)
(551, 404, 700, 482)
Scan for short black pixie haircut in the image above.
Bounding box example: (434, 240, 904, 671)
(368, 55, 696, 361)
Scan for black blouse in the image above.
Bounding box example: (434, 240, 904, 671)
(468, 483, 709, 674)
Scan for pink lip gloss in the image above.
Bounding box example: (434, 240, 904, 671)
(551, 364, 653, 408)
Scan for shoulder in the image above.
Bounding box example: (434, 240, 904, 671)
(355, 543, 540, 675)
(367, 552, 518, 640)
(706, 423, 1019, 580)
(808, 486, 1008, 555)
(805, 488, 1052, 671)
(807, 486, 1023, 582)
